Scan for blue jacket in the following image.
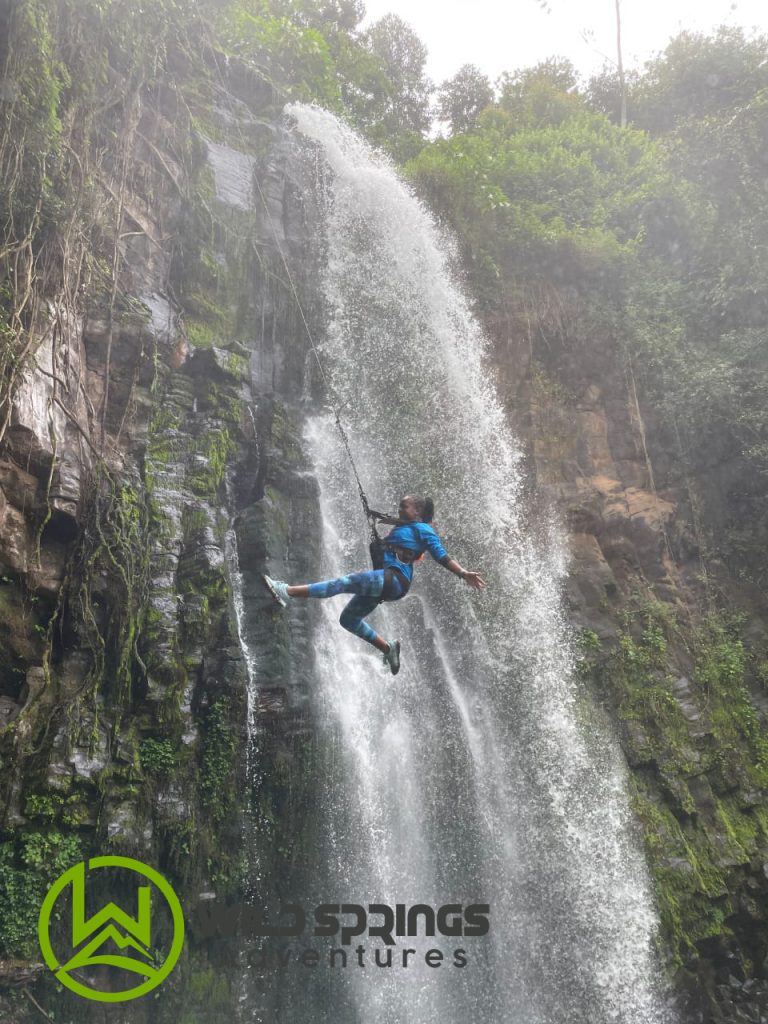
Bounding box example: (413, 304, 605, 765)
(383, 521, 451, 582)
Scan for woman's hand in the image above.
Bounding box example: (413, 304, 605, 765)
(461, 569, 485, 590)
(445, 558, 485, 589)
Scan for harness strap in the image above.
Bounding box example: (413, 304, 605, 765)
(380, 565, 411, 603)
(386, 523, 422, 562)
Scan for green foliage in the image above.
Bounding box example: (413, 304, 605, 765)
(218, 2, 340, 105)
(211, 0, 431, 162)
(186, 319, 220, 349)
(631, 787, 734, 969)
(593, 597, 768, 971)
(200, 698, 235, 819)
(140, 737, 178, 776)
(578, 629, 601, 651)
(589, 34, 768, 577)
(587, 64, 642, 125)
(408, 97, 682, 310)
(206, 0, 439, 161)
(24, 792, 62, 820)
(0, 832, 82, 957)
(0, 1, 69, 419)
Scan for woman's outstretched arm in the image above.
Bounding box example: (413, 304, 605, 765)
(442, 558, 485, 590)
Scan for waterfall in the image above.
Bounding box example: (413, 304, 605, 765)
(269, 104, 674, 1024)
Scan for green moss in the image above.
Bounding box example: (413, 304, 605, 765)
(184, 292, 233, 330)
(693, 613, 768, 788)
(225, 351, 247, 378)
(61, 802, 93, 828)
(712, 796, 759, 861)
(183, 507, 216, 535)
(202, 380, 242, 421)
(270, 402, 303, 466)
(186, 319, 219, 349)
(188, 427, 237, 496)
(631, 787, 733, 968)
(605, 599, 768, 973)
(188, 965, 231, 1007)
(150, 405, 184, 434)
(612, 628, 692, 763)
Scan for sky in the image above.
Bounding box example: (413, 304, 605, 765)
(360, 0, 768, 86)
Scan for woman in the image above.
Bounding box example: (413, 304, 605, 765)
(263, 495, 485, 675)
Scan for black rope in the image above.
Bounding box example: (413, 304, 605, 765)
(206, 45, 375, 527)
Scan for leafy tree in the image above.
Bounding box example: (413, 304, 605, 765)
(264, 0, 365, 33)
(633, 27, 768, 133)
(497, 57, 584, 129)
(587, 63, 642, 125)
(435, 63, 493, 135)
(357, 13, 433, 159)
(626, 28, 768, 338)
(408, 99, 685, 311)
(212, 3, 435, 160)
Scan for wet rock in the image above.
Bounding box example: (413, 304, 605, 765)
(141, 291, 179, 345)
(688, 774, 717, 813)
(0, 695, 20, 726)
(20, 666, 47, 709)
(106, 802, 152, 847)
(671, 676, 710, 738)
(190, 345, 249, 383)
(45, 761, 74, 794)
(0, 583, 40, 667)
(0, 459, 43, 516)
(623, 720, 655, 766)
(49, 449, 82, 521)
(70, 733, 110, 780)
(662, 857, 694, 873)
(62, 800, 97, 828)
(27, 537, 67, 596)
(205, 138, 256, 210)
(0, 493, 32, 575)
(157, 784, 191, 821)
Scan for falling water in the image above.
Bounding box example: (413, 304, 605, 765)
(270, 104, 674, 1024)
(225, 517, 261, 843)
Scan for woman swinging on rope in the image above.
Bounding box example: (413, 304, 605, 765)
(263, 495, 485, 675)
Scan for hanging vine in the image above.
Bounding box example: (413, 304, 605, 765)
(0, 0, 210, 756)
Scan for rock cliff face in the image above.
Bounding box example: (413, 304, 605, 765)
(0, 42, 321, 1021)
(1, 31, 767, 1024)
(488, 314, 768, 1023)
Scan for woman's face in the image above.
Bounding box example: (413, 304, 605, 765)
(399, 496, 419, 521)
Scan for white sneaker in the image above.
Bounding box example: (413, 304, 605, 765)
(382, 639, 401, 675)
(263, 574, 290, 607)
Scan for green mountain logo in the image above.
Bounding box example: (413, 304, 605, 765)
(38, 855, 184, 1003)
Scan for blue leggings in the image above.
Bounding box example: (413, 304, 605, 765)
(307, 570, 406, 646)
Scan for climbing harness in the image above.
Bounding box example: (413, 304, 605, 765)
(369, 518, 424, 569)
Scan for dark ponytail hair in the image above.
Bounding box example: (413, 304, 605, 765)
(416, 496, 434, 523)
